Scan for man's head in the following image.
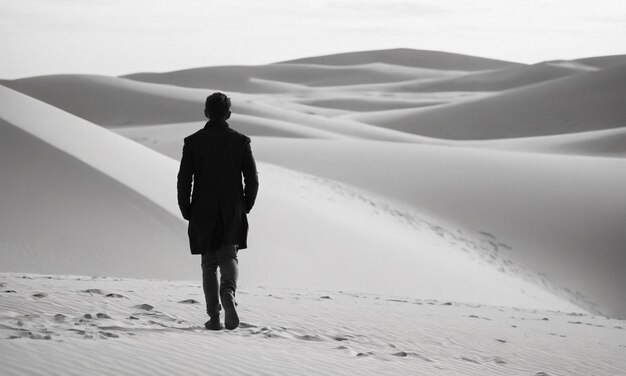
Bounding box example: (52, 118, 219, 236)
(204, 92, 232, 120)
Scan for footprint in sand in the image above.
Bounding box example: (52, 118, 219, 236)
(105, 293, 126, 298)
(484, 356, 506, 364)
(178, 299, 200, 304)
(81, 289, 106, 295)
(468, 314, 491, 321)
(133, 304, 154, 311)
(98, 331, 119, 339)
(53, 314, 66, 322)
(391, 351, 433, 362)
(294, 333, 323, 342)
(460, 356, 481, 364)
(336, 346, 356, 356)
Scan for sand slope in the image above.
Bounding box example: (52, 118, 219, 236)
(473, 127, 626, 157)
(1, 274, 623, 376)
(353, 63, 626, 139)
(115, 119, 626, 318)
(280, 48, 523, 71)
(0, 85, 194, 279)
(245, 138, 626, 318)
(0, 75, 205, 126)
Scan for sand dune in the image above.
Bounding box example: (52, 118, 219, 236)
(574, 54, 626, 68)
(280, 48, 523, 71)
(394, 62, 591, 92)
(0, 75, 205, 126)
(2, 47, 624, 375)
(0, 85, 194, 279)
(245, 138, 626, 318)
(298, 96, 446, 112)
(1, 85, 582, 310)
(113, 116, 347, 143)
(115, 118, 626, 318)
(123, 63, 459, 92)
(1, 74, 434, 142)
(2, 48, 624, 319)
(352, 63, 626, 139)
(475, 127, 626, 157)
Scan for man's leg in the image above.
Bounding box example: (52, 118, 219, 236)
(218, 244, 239, 330)
(201, 254, 222, 330)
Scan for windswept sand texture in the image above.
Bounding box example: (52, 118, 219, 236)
(1, 48, 625, 374)
(1, 274, 624, 376)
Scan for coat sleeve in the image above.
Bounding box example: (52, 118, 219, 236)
(242, 138, 259, 214)
(177, 139, 194, 220)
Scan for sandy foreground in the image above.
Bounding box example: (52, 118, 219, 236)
(1, 273, 624, 376)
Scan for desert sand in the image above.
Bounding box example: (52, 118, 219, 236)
(1, 48, 625, 375)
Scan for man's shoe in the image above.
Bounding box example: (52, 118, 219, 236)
(204, 316, 223, 331)
(221, 291, 239, 330)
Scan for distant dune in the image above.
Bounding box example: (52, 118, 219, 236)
(0, 75, 205, 126)
(123, 63, 461, 92)
(574, 54, 626, 68)
(280, 48, 523, 71)
(1, 74, 428, 142)
(298, 97, 445, 112)
(353, 63, 626, 139)
(394, 62, 592, 92)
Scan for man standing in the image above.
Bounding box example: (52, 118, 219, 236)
(177, 92, 259, 330)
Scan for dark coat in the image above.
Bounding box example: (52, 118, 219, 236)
(177, 120, 259, 255)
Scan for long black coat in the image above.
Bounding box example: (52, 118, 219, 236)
(177, 120, 259, 254)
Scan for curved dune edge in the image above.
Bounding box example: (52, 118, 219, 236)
(278, 48, 523, 71)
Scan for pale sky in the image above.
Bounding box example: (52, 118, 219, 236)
(2, 0, 625, 79)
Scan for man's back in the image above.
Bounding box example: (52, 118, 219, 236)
(185, 124, 250, 206)
(177, 119, 258, 254)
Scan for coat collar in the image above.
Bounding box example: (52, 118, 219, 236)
(204, 119, 229, 129)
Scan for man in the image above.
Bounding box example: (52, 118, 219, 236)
(177, 92, 259, 331)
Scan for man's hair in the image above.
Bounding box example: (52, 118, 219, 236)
(205, 92, 231, 119)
